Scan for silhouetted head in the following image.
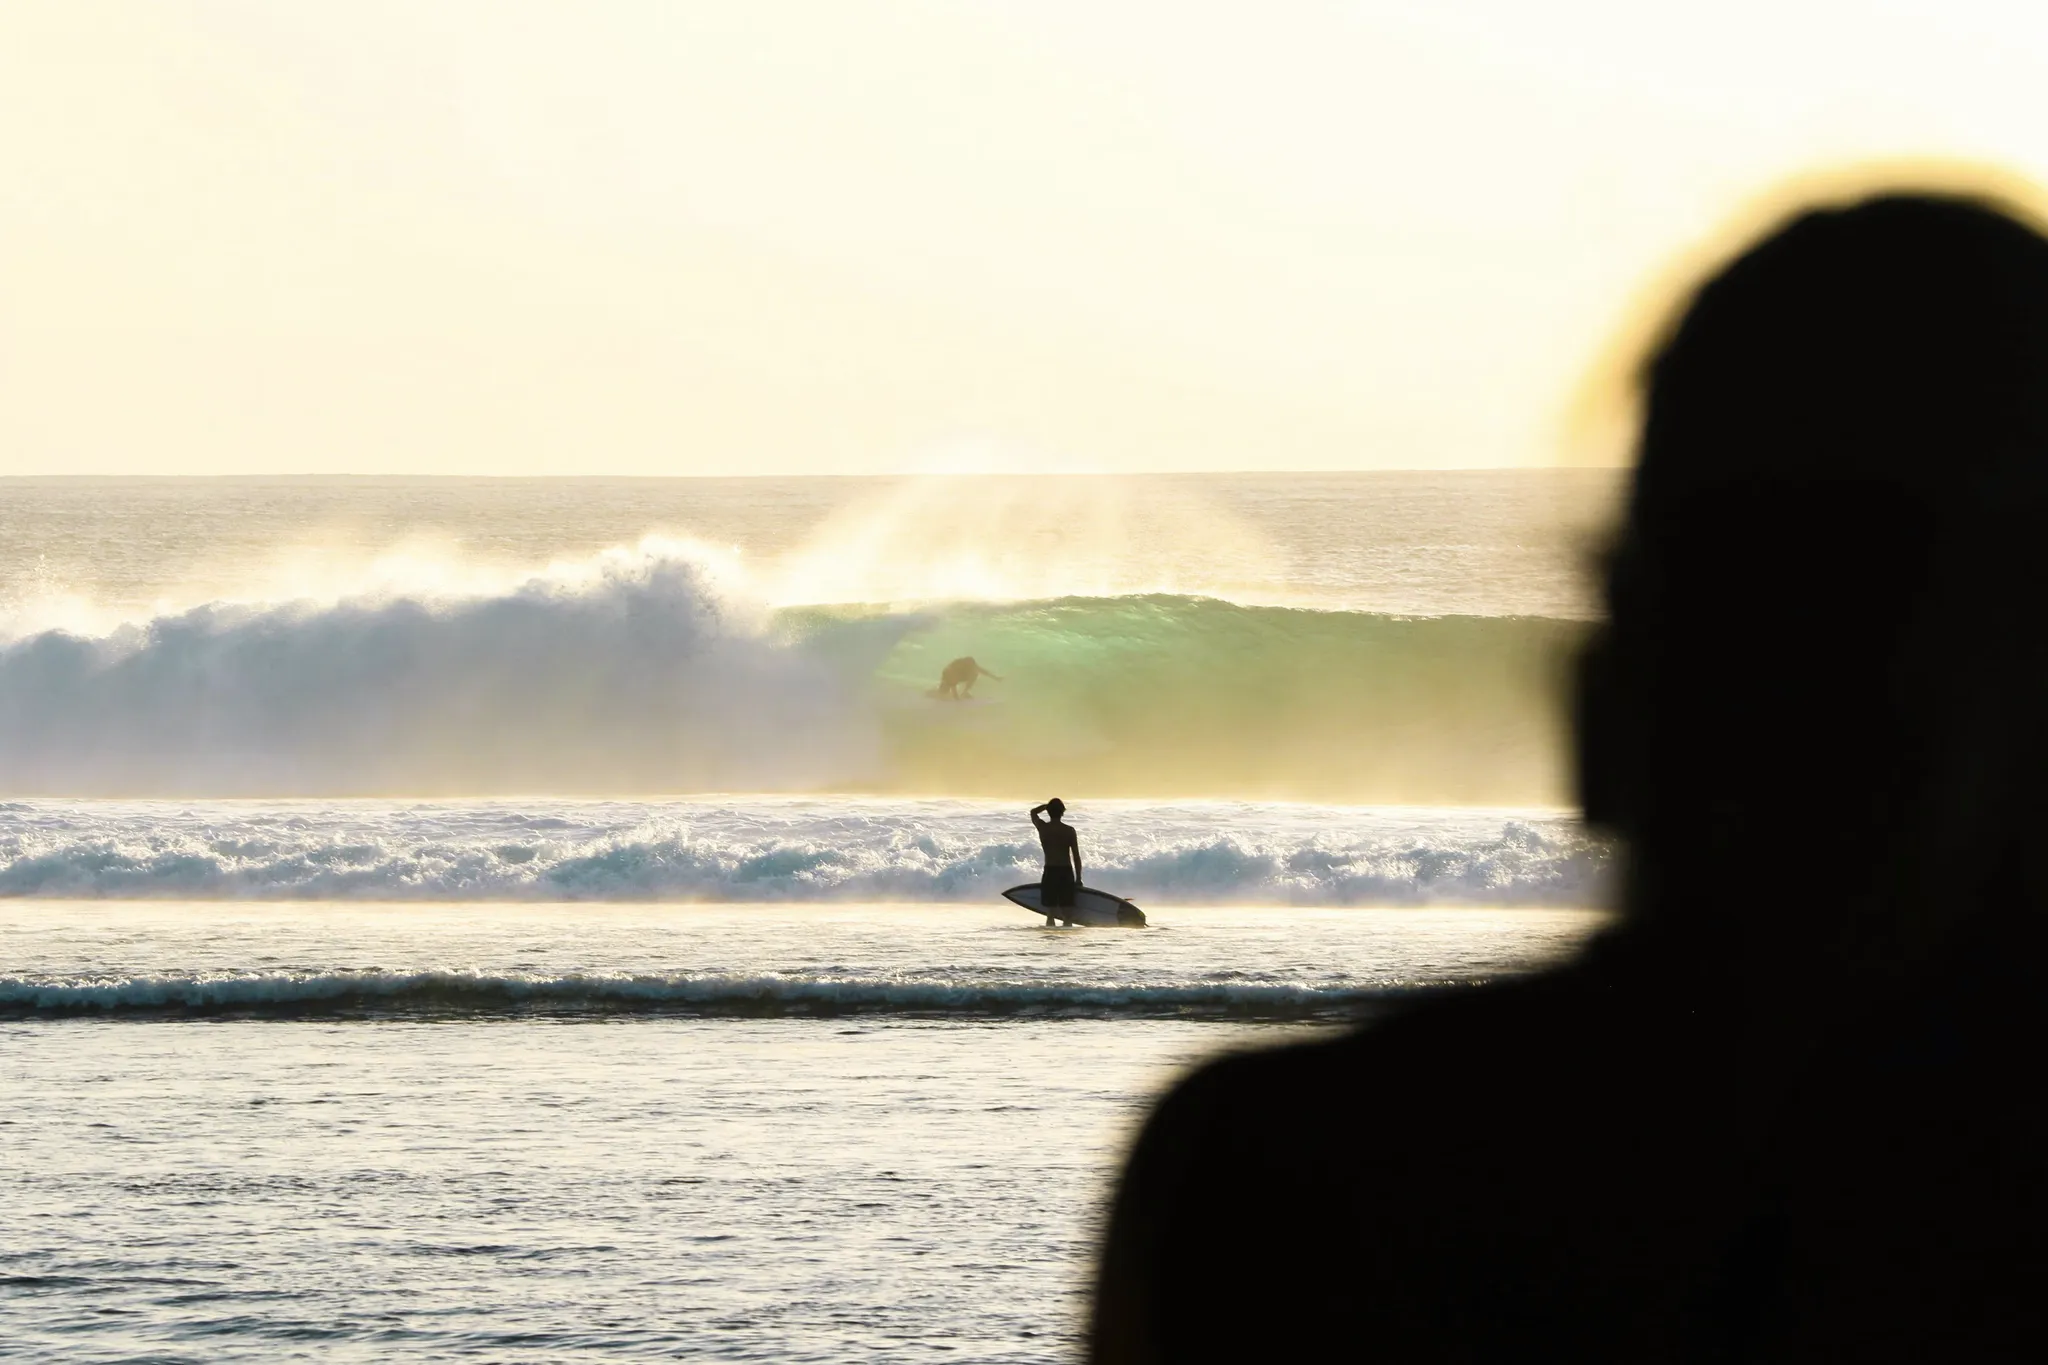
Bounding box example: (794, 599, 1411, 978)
(1580, 191, 2048, 967)
(1046, 798, 1066, 820)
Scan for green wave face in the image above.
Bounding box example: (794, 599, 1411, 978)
(782, 595, 1585, 804)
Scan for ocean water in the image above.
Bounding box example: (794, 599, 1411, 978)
(1, 904, 1602, 1360)
(1, 472, 1620, 1360)
(0, 799, 1605, 906)
(0, 472, 1616, 803)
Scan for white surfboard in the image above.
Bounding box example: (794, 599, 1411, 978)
(1002, 883, 1146, 928)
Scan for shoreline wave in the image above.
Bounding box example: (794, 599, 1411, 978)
(0, 969, 1451, 1021)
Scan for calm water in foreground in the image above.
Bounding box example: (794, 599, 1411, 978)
(1, 904, 1600, 1361)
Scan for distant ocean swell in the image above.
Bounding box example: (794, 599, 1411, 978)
(0, 543, 1580, 803)
(0, 804, 1606, 905)
(0, 970, 1436, 1021)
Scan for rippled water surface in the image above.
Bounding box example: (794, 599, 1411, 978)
(1, 904, 1601, 1360)
(3, 1016, 1247, 1361)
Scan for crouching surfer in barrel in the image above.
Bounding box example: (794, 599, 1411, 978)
(933, 656, 1001, 700)
(1031, 799, 1083, 927)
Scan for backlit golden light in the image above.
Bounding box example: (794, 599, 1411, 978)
(7, 2, 2048, 476)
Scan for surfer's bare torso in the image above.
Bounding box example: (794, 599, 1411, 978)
(1035, 819, 1078, 874)
(1030, 801, 1083, 910)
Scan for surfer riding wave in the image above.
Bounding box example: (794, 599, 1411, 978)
(932, 657, 1001, 701)
(1031, 799, 1083, 913)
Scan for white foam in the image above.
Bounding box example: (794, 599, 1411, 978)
(0, 544, 899, 796)
(0, 799, 1607, 905)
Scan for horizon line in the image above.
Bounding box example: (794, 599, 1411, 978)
(0, 467, 1626, 483)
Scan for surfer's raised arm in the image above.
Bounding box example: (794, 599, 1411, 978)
(1030, 802, 1051, 826)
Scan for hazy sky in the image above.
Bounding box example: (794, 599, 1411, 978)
(4, 2, 2048, 476)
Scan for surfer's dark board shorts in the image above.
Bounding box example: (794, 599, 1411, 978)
(1042, 865, 1077, 908)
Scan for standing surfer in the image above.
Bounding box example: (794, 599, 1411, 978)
(1030, 799, 1083, 926)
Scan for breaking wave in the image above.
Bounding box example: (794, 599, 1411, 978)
(0, 540, 1582, 802)
(0, 969, 1442, 1021)
(0, 547, 901, 796)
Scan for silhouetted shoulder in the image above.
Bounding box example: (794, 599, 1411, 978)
(1094, 189, 2048, 1364)
(1095, 953, 1755, 1363)
(1734, 929, 2048, 1360)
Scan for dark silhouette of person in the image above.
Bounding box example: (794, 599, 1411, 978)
(1089, 190, 2048, 1363)
(933, 656, 1002, 700)
(1031, 798, 1083, 925)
